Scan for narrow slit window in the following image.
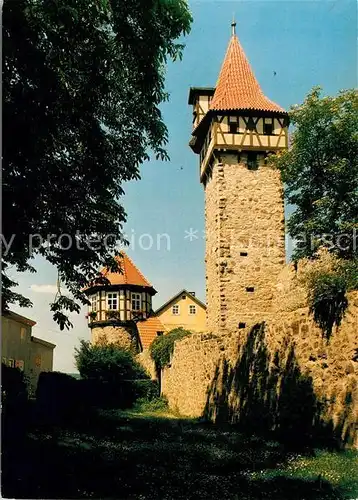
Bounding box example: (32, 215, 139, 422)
(246, 287, 255, 293)
(240, 252, 248, 257)
(247, 152, 258, 171)
(238, 322, 246, 329)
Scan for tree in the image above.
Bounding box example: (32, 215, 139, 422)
(74, 339, 147, 382)
(2, 0, 192, 328)
(271, 87, 358, 261)
(271, 88, 358, 337)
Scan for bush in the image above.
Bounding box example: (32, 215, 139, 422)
(35, 371, 81, 424)
(307, 272, 348, 340)
(133, 396, 168, 413)
(132, 379, 160, 401)
(150, 327, 192, 369)
(74, 340, 148, 382)
(1, 363, 28, 408)
(2, 364, 29, 443)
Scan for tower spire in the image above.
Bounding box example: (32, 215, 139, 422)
(210, 29, 285, 112)
(231, 16, 236, 36)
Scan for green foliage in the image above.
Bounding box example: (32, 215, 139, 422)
(270, 87, 357, 337)
(2, 0, 192, 328)
(133, 396, 169, 413)
(304, 258, 357, 339)
(339, 258, 358, 290)
(74, 340, 148, 382)
(271, 87, 358, 261)
(150, 327, 192, 369)
(132, 379, 160, 401)
(307, 272, 348, 340)
(1, 364, 28, 408)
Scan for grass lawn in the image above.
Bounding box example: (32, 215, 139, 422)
(2, 405, 357, 499)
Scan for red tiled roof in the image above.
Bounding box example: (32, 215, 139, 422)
(100, 253, 152, 288)
(210, 35, 285, 113)
(137, 316, 165, 349)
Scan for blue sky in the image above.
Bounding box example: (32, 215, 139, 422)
(9, 0, 357, 372)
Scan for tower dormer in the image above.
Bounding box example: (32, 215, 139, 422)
(190, 22, 288, 333)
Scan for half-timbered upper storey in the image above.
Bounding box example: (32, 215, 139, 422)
(84, 253, 156, 326)
(188, 22, 289, 182)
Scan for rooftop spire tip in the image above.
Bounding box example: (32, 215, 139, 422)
(231, 16, 236, 36)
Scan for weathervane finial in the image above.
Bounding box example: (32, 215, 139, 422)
(231, 15, 236, 36)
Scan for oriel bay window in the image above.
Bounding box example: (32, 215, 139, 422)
(131, 292, 141, 312)
(91, 294, 97, 312)
(107, 292, 118, 310)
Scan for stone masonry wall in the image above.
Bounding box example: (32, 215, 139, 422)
(162, 292, 358, 447)
(91, 323, 139, 351)
(204, 154, 286, 333)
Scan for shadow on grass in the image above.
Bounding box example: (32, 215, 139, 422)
(2, 405, 356, 499)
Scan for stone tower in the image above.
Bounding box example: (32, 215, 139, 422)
(188, 23, 289, 333)
(84, 252, 157, 350)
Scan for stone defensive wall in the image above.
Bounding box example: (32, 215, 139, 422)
(162, 292, 358, 448)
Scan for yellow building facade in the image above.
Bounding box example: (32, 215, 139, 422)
(1, 311, 55, 394)
(155, 290, 206, 333)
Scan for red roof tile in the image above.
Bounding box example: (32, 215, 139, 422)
(210, 34, 285, 113)
(100, 253, 152, 288)
(137, 316, 165, 349)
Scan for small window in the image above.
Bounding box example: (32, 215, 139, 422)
(20, 327, 26, 340)
(172, 305, 180, 315)
(91, 294, 97, 312)
(247, 117, 256, 131)
(229, 124, 237, 134)
(131, 293, 141, 311)
(240, 252, 248, 257)
(157, 331, 164, 337)
(247, 152, 258, 171)
(263, 122, 274, 135)
(189, 305, 196, 315)
(238, 322, 246, 329)
(8, 359, 14, 368)
(246, 287, 255, 293)
(182, 295, 186, 300)
(107, 292, 118, 310)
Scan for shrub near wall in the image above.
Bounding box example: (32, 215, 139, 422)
(2, 364, 29, 443)
(35, 371, 81, 425)
(150, 328, 192, 369)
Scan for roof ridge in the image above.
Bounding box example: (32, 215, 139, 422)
(95, 252, 154, 289)
(155, 289, 206, 315)
(117, 252, 128, 283)
(123, 252, 152, 288)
